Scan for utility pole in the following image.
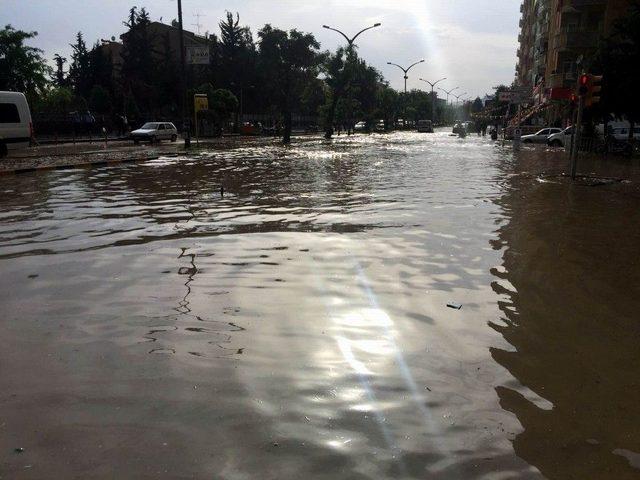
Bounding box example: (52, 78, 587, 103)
(177, 0, 190, 148)
(419, 77, 446, 124)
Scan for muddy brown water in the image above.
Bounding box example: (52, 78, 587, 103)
(1, 132, 639, 479)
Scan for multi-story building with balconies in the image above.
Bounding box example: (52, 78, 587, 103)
(516, 0, 631, 109)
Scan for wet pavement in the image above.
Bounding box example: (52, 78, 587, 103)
(1, 131, 639, 479)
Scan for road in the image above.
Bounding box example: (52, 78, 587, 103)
(1, 131, 639, 479)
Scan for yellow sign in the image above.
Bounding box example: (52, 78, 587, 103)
(194, 94, 208, 112)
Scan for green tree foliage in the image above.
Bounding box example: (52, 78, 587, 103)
(0, 24, 50, 96)
(89, 85, 111, 114)
(53, 54, 67, 87)
(375, 84, 400, 129)
(257, 25, 322, 143)
(121, 6, 156, 116)
(68, 32, 91, 98)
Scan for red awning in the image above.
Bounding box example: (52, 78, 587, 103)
(550, 88, 572, 100)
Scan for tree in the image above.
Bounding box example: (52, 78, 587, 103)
(257, 25, 322, 143)
(53, 54, 67, 87)
(121, 7, 156, 115)
(218, 12, 257, 131)
(68, 32, 92, 99)
(89, 85, 111, 114)
(0, 24, 50, 96)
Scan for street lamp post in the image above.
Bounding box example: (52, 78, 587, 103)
(322, 22, 381, 138)
(322, 23, 382, 50)
(419, 77, 446, 123)
(387, 59, 425, 127)
(387, 59, 425, 94)
(177, 0, 190, 148)
(438, 86, 459, 125)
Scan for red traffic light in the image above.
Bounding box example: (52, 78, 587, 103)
(579, 74, 589, 86)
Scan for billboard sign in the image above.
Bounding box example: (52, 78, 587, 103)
(187, 46, 210, 65)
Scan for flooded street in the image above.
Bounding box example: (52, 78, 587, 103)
(1, 131, 639, 479)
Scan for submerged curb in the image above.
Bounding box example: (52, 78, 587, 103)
(0, 153, 161, 175)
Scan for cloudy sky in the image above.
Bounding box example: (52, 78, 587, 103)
(3, 0, 520, 99)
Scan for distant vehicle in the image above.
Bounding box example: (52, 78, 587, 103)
(354, 121, 367, 132)
(416, 120, 433, 133)
(547, 126, 575, 147)
(521, 127, 562, 144)
(241, 122, 262, 136)
(0, 91, 32, 158)
(130, 122, 178, 144)
(305, 124, 319, 133)
(610, 126, 640, 141)
(452, 122, 465, 134)
(374, 120, 386, 132)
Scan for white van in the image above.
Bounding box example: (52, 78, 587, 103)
(0, 92, 33, 158)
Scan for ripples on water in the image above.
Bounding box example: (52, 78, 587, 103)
(1, 131, 639, 479)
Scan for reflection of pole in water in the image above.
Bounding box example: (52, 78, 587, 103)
(176, 247, 197, 316)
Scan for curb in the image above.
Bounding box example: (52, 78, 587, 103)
(0, 154, 160, 175)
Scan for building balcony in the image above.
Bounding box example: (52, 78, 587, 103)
(555, 30, 599, 51)
(548, 72, 578, 89)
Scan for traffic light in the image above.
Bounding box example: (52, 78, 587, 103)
(586, 75, 603, 107)
(577, 74, 604, 107)
(579, 74, 589, 96)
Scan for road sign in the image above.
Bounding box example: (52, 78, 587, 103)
(186, 46, 210, 65)
(194, 94, 208, 112)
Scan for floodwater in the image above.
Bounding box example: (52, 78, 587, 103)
(1, 131, 639, 479)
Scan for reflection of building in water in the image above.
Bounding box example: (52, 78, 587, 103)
(489, 168, 640, 478)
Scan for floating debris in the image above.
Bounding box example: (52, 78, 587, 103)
(447, 302, 462, 310)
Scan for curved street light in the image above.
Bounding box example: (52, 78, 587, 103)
(438, 86, 460, 105)
(453, 92, 467, 105)
(387, 59, 425, 94)
(321, 22, 381, 138)
(322, 23, 382, 49)
(419, 77, 446, 123)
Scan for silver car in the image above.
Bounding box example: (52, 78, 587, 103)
(521, 127, 562, 144)
(131, 122, 178, 144)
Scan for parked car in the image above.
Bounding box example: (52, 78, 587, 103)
(0, 91, 32, 158)
(610, 127, 640, 141)
(452, 122, 465, 134)
(416, 120, 433, 133)
(130, 122, 178, 144)
(354, 121, 367, 132)
(547, 126, 575, 147)
(521, 127, 562, 144)
(374, 120, 386, 132)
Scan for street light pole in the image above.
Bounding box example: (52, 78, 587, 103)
(322, 23, 381, 138)
(387, 59, 425, 127)
(438, 86, 459, 125)
(419, 77, 446, 124)
(387, 59, 425, 94)
(177, 0, 190, 148)
(322, 23, 382, 50)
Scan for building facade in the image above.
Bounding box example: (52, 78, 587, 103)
(516, 0, 632, 100)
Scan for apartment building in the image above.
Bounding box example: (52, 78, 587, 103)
(516, 0, 632, 101)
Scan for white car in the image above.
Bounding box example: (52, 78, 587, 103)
(0, 91, 32, 158)
(610, 127, 640, 141)
(130, 122, 178, 144)
(354, 121, 366, 132)
(521, 127, 562, 144)
(547, 126, 575, 147)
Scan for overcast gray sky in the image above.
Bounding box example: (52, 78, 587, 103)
(3, 0, 520, 99)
